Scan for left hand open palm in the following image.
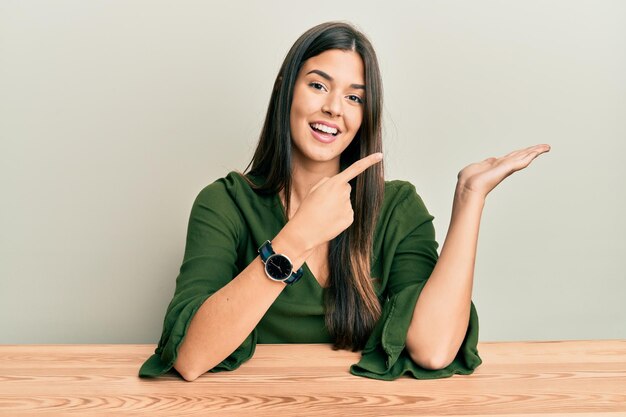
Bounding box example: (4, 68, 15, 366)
(457, 144, 551, 198)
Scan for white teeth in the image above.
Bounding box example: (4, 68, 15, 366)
(310, 123, 338, 135)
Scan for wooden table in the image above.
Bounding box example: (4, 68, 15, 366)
(1, 340, 625, 416)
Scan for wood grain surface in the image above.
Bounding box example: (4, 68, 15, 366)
(0, 340, 625, 416)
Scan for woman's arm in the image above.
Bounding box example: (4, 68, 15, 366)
(405, 185, 484, 370)
(405, 144, 551, 369)
(174, 227, 313, 382)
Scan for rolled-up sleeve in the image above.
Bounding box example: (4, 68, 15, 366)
(139, 182, 257, 378)
(350, 184, 482, 380)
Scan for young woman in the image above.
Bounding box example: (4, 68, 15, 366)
(139, 21, 550, 382)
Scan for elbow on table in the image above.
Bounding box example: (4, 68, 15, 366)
(174, 360, 202, 382)
(179, 369, 200, 382)
(407, 347, 454, 371)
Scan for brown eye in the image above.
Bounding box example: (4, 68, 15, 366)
(309, 82, 327, 91)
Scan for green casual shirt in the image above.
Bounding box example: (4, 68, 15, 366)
(138, 171, 482, 380)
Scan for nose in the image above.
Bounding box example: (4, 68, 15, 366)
(322, 92, 343, 118)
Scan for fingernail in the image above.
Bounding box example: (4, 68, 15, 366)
(376, 153, 383, 160)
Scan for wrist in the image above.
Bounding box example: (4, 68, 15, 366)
(454, 182, 487, 207)
(272, 225, 314, 270)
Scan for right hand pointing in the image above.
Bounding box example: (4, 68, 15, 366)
(287, 153, 383, 249)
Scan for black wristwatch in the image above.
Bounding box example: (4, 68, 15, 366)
(257, 240, 304, 285)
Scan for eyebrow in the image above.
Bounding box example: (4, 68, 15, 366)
(306, 69, 366, 90)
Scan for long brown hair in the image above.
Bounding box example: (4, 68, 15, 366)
(238, 21, 384, 351)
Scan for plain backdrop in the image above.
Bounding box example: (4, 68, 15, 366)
(1, 0, 624, 344)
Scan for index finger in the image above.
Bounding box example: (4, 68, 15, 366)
(335, 153, 383, 183)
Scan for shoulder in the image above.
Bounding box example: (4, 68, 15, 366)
(372, 179, 437, 265)
(382, 179, 432, 221)
(192, 169, 270, 216)
(194, 171, 255, 205)
(189, 171, 256, 230)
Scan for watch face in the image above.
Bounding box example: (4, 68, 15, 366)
(265, 254, 293, 281)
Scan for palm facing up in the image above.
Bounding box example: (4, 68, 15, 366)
(457, 144, 551, 198)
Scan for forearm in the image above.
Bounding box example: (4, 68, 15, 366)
(406, 184, 485, 369)
(174, 227, 313, 381)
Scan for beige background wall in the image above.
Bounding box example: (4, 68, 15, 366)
(1, 0, 624, 343)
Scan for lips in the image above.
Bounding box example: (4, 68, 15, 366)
(309, 121, 341, 135)
(309, 124, 338, 144)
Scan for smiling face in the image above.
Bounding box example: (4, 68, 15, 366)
(289, 49, 365, 169)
